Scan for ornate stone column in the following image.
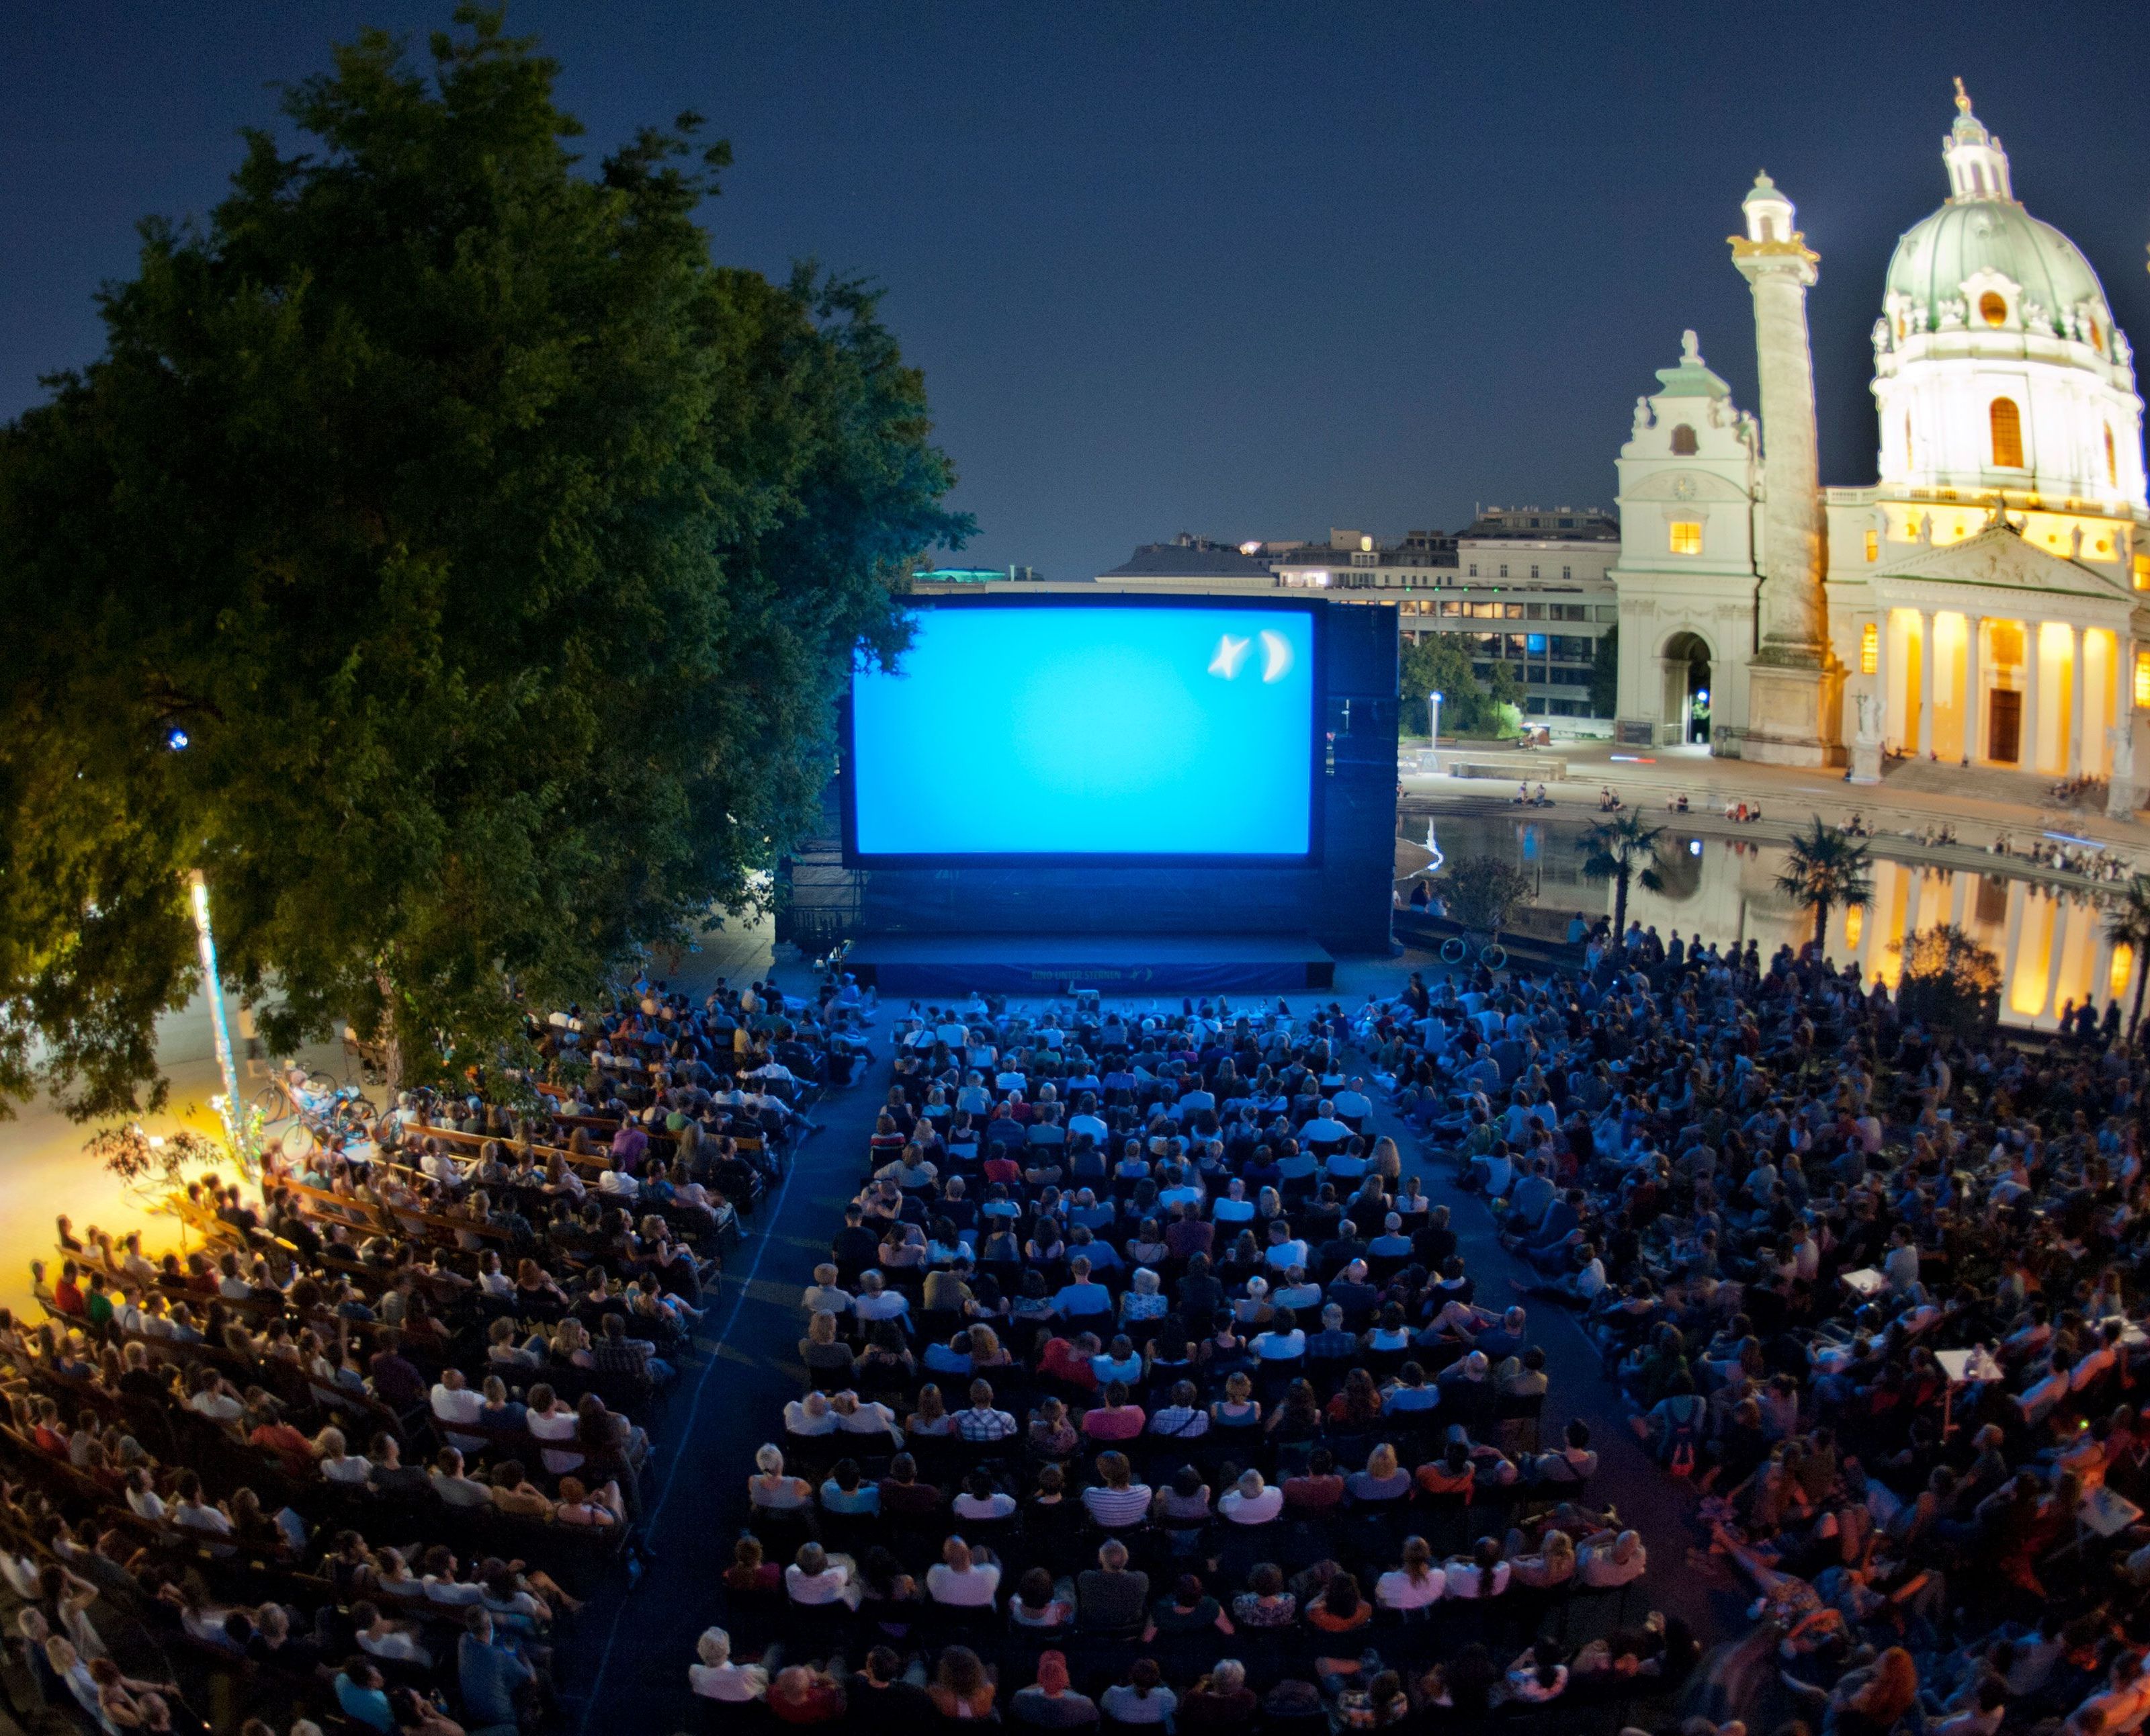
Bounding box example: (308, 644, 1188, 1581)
(1959, 615, 1980, 765)
(2069, 624, 2088, 777)
(1729, 174, 1840, 767)
(1918, 609, 1937, 758)
(2111, 636, 2139, 818)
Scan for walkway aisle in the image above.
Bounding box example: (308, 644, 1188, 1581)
(1350, 1046, 1742, 1653)
(559, 1045, 892, 1734)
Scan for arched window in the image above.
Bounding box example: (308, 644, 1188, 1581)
(1989, 397, 2024, 469)
(1904, 414, 1915, 468)
(1670, 423, 1698, 455)
(2107, 425, 2118, 487)
(1979, 292, 2008, 327)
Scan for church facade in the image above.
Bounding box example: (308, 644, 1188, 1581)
(1611, 86, 2150, 816)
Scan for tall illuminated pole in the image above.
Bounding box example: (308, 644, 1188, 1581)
(186, 870, 248, 1172)
(1427, 691, 1443, 772)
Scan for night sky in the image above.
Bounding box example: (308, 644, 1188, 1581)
(5, 4, 2150, 585)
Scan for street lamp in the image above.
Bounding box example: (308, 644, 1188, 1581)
(186, 870, 249, 1172)
(1427, 691, 1443, 772)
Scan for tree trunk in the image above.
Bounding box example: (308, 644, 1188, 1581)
(1613, 869, 1631, 941)
(2133, 955, 2147, 1041)
(372, 967, 406, 1093)
(1813, 897, 1832, 955)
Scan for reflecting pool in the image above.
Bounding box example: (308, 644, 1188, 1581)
(1400, 810, 2132, 1033)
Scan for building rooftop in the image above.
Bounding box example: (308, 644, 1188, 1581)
(1458, 506, 1619, 541)
(1098, 536, 1285, 581)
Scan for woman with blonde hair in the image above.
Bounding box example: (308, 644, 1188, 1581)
(1504, 1526, 1576, 1590)
(907, 1383, 954, 1437)
(967, 1323, 1010, 1368)
(928, 1645, 996, 1720)
(747, 1445, 811, 1513)
(1349, 1441, 1412, 1506)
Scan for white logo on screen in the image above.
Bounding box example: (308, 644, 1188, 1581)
(1209, 630, 1293, 683)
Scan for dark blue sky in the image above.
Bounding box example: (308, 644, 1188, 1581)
(5, 4, 2149, 583)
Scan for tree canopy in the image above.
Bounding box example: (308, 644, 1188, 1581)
(0, 7, 969, 1118)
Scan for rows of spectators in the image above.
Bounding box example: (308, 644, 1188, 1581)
(1363, 929, 2150, 1736)
(0, 972, 847, 1735)
(693, 995, 1679, 1730)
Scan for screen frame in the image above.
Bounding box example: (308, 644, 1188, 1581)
(840, 591, 1328, 870)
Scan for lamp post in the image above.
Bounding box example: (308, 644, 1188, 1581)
(186, 870, 249, 1172)
(1427, 691, 1443, 772)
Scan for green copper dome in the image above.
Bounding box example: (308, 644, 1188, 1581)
(1885, 198, 2109, 334)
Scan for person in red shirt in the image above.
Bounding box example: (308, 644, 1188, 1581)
(1081, 1382, 1146, 1442)
(767, 1663, 845, 1725)
(50, 1262, 85, 1319)
(1038, 1334, 1101, 1394)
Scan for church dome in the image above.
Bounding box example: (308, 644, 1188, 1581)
(1881, 83, 2116, 351)
(1885, 202, 2108, 337)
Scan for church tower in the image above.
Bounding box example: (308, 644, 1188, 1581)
(1730, 173, 1843, 765)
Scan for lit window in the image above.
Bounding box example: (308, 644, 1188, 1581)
(1669, 521, 1703, 556)
(1990, 398, 2023, 468)
(1859, 621, 1879, 675)
(1864, 529, 1879, 562)
(2108, 426, 2119, 488)
(2092, 314, 2104, 351)
(2135, 652, 2150, 708)
(2135, 553, 2149, 591)
(1904, 415, 1914, 467)
(1979, 291, 2008, 327)
(1843, 906, 1864, 950)
(2114, 943, 2136, 1004)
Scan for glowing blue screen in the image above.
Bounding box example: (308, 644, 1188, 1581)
(850, 603, 1317, 857)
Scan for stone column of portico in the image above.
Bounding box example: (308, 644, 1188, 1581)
(2114, 636, 2141, 818)
(2021, 622, 2042, 774)
(1959, 615, 1981, 765)
(1918, 609, 1937, 758)
(2069, 624, 2088, 777)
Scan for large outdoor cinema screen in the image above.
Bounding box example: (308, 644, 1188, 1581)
(843, 597, 1322, 866)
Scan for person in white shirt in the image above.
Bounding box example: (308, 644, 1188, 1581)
(430, 1369, 486, 1450)
(1375, 1537, 1445, 1610)
(1443, 1539, 1511, 1600)
(926, 1537, 1002, 1606)
(785, 1543, 860, 1608)
(430, 1448, 494, 1509)
(352, 1600, 432, 1666)
(689, 1627, 768, 1703)
(783, 1392, 839, 1436)
(853, 1272, 910, 1323)
(1218, 1469, 1283, 1525)
(1576, 1528, 1646, 1587)
(831, 1391, 901, 1443)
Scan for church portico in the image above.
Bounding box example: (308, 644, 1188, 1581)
(1836, 523, 2145, 782)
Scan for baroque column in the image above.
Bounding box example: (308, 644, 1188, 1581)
(2069, 624, 2087, 777)
(2021, 623, 2042, 774)
(1730, 173, 1841, 767)
(1959, 616, 1980, 765)
(1918, 609, 1937, 758)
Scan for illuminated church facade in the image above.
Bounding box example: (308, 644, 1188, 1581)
(1611, 85, 2150, 815)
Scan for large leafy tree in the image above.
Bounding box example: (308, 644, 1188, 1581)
(2103, 874, 2150, 1039)
(0, 8, 968, 1117)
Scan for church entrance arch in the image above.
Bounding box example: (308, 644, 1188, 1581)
(1659, 630, 1714, 744)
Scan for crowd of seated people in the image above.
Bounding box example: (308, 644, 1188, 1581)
(1359, 927, 2150, 1736)
(0, 973, 844, 1735)
(696, 995, 1677, 1730)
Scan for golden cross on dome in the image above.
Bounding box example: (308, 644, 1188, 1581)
(1953, 77, 1973, 114)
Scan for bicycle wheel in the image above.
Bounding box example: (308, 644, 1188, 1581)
(304, 1070, 337, 1094)
(1480, 944, 1508, 971)
(279, 1121, 317, 1161)
(1438, 937, 1468, 965)
(250, 1084, 292, 1128)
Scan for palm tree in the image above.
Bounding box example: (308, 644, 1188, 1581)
(1578, 812, 1667, 941)
(2102, 873, 2150, 1039)
(1774, 817, 1874, 956)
